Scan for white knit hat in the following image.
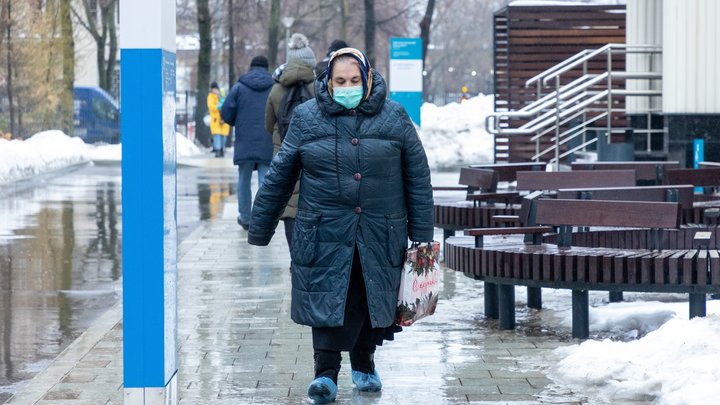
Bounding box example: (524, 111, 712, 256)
(286, 33, 317, 67)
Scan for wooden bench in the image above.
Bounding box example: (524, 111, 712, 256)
(571, 161, 680, 185)
(445, 198, 720, 339)
(470, 162, 547, 182)
(433, 166, 526, 243)
(516, 169, 636, 190)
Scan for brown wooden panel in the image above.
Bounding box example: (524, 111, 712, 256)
(536, 199, 680, 229)
(557, 185, 694, 209)
(711, 250, 720, 286)
(517, 170, 636, 190)
(663, 168, 720, 187)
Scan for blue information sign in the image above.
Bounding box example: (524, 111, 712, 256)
(389, 38, 423, 126)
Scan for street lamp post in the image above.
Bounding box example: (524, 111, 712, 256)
(281, 17, 295, 63)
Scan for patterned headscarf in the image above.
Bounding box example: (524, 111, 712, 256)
(327, 47, 373, 101)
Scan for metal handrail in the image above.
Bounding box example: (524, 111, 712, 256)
(491, 43, 664, 166)
(540, 44, 661, 86)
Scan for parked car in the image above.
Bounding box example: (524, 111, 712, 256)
(73, 86, 120, 144)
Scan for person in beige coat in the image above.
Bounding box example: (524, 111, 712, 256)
(265, 33, 316, 249)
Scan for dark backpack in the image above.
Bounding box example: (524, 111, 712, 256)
(277, 81, 312, 140)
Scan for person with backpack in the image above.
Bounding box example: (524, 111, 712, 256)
(314, 39, 348, 77)
(264, 33, 316, 249)
(221, 55, 274, 230)
(249, 47, 433, 404)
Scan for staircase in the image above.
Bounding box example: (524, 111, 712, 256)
(487, 44, 665, 167)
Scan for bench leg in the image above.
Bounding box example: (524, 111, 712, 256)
(527, 287, 542, 310)
(498, 284, 516, 330)
(608, 291, 623, 303)
(689, 293, 706, 318)
(572, 290, 589, 339)
(484, 282, 498, 319)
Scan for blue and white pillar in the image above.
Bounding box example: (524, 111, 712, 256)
(389, 37, 423, 126)
(120, 1, 178, 404)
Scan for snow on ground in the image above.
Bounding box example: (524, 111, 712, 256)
(0, 131, 204, 185)
(2, 99, 719, 404)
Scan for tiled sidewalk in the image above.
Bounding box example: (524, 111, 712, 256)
(7, 207, 591, 404)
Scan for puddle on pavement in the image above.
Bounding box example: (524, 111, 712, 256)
(0, 163, 238, 401)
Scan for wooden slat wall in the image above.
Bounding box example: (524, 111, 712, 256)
(494, 5, 626, 163)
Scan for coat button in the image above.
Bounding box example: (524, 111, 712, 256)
(354, 207, 362, 214)
(351, 138, 359, 145)
(348, 109, 357, 116)
(354, 173, 362, 181)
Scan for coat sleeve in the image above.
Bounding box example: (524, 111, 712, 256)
(220, 84, 238, 125)
(399, 107, 434, 242)
(247, 110, 304, 246)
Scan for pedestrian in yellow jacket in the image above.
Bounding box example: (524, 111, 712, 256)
(208, 82, 230, 157)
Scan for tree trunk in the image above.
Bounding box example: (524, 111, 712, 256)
(268, 0, 280, 69)
(227, 0, 235, 84)
(339, 0, 349, 40)
(363, 0, 375, 66)
(5, 0, 14, 137)
(104, 1, 117, 97)
(60, 0, 74, 135)
(419, 0, 435, 100)
(195, 0, 212, 147)
(419, 0, 435, 68)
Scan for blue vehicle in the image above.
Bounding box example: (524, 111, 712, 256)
(73, 86, 120, 144)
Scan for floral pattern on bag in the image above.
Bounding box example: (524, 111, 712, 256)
(396, 241, 441, 326)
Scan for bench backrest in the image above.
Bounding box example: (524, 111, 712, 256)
(536, 199, 680, 228)
(556, 185, 695, 209)
(663, 167, 720, 187)
(458, 167, 498, 192)
(516, 169, 636, 191)
(470, 162, 546, 182)
(571, 161, 679, 184)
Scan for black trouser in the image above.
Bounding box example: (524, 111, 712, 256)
(312, 247, 376, 383)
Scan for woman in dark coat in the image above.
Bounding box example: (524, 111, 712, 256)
(248, 48, 433, 404)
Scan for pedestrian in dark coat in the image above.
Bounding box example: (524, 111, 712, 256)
(248, 47, 433, 404)
(314, 39, 348, 77)
(221, 56, 274, 229)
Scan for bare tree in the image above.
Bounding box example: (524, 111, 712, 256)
(268, 0, 280, 68)
(4, 0, 15, 136)
(60, 0, 74, 135)
(363, 0, 376, 66)
(72, 0, 118, 94)
(227, 0, 235, 84)
(419, 0, 435, 68)
(195, 0, 212, 147)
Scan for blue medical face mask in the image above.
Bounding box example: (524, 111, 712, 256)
(332, 86, 363, 109)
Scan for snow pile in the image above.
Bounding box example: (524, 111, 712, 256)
(0, 131, 205, 185)
(418, 95, 495, 170)
(551, 315, 720, 404)
(0, 130, 90, 185)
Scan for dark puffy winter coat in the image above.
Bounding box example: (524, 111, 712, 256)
(221, 67, 274, 165)
(248, 70, 434, 329)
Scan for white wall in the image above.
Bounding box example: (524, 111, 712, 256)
(663, 0, 720, 113)
(626, 0, 662, 113)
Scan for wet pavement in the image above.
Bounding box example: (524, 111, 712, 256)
(2, 162, 612, 404)
(0, 160, 238, 403)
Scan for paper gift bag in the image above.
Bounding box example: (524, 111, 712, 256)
(396, 241, 441, 326)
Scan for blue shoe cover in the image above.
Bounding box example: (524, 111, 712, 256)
(307, 376, 337, 404)
(351, 369, 382, 392)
